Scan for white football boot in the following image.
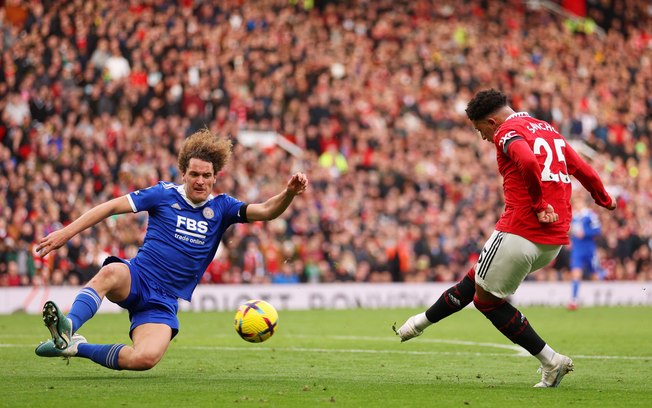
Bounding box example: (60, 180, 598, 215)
(392, 315, 425, 342)
(534, 353, 574, 388)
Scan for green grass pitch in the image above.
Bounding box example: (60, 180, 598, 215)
(1, 306, 650, 407)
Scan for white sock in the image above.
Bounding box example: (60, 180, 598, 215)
(535, 344, 556, 366)
(413, 312, 432, 331)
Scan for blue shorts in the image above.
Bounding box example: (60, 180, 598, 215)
(103, 256, 179, 339)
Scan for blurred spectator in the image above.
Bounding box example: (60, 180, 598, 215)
(3, 93, 31, 126)
(271, 262, 301, 284)
(1, 0, 651, 287)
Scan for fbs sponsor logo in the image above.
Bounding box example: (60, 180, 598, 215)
(175, 215, 208, 245)
(176, 216, 208, 235)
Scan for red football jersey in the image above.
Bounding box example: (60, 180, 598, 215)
(493, 112, 612, 245)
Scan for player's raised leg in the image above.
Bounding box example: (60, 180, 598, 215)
(393, 267, 476, 342)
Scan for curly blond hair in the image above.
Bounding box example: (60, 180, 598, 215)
(178, 129, 233, 174)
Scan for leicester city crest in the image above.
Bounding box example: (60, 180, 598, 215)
(202, 207, 214, 219)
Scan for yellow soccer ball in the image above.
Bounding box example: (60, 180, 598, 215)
(234, 300, 279, 343)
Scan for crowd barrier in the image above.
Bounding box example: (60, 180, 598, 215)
(1, 282, 650, 314)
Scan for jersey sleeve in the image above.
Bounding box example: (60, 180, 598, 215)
(495, 129, 521, 155)
(564, 144, 613, 209)
(128, 182, 167, 212)
(504, 137, 549, 213)
(217, 194, 249, 226)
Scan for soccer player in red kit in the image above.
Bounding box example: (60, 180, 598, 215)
(394, 89, 616, 387)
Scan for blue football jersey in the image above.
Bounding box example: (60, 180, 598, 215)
(570, 207, 601, 260)
(126, 182, 247, 300)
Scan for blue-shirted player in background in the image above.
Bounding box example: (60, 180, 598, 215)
(34, 129, 308, 370)
(568, 193, 603, 310)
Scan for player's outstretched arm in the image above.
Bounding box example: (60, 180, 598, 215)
(36, 195, 133, 257)
(564, 143, 615, 210)
(246, 172, 308, 222)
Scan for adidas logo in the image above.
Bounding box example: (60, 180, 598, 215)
(171, 203, 181, 210)
(448, 293, 461, 307)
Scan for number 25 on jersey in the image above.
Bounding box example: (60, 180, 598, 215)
(533, 138, 571, 184)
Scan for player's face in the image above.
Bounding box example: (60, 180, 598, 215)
(182, 158, 216, 203)
(472, 119, 496, 143)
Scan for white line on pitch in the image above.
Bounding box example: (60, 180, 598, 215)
(183, 345, 525, 358)
(179, 345, 650, 361)
(3, 337, 650, 361)
(203, 333, 528, 354)
(289, 334, 528, 354)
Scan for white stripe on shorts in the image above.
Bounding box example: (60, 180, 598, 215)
(476, 231, 505, 279)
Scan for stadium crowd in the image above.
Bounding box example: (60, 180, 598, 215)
(1, 0, 651, 287)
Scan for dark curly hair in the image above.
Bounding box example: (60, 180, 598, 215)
(178, 129, 232, 174)
(465, 89, 508, 121)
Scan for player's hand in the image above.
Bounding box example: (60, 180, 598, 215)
(35, 230, 69, 257)
(286, 172, 308, 196)
(607, 196, 617, 211)
(537, 204, 559, 224)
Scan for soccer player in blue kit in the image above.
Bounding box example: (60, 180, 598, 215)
(34, 129, 308, 370)
(567, 194, 603, 310)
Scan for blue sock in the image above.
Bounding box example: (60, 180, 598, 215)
(77, 343, 125, 370)
(68, 287, 103, 332)
(571, 279, 580, 301)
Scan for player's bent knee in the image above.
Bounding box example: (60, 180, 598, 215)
(129, 351, 164, 371)
(132, 358, 159, 371)
(473, 294, 504, 314)
(90, 263, 131, 302)
(90, 264, 123, 286)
